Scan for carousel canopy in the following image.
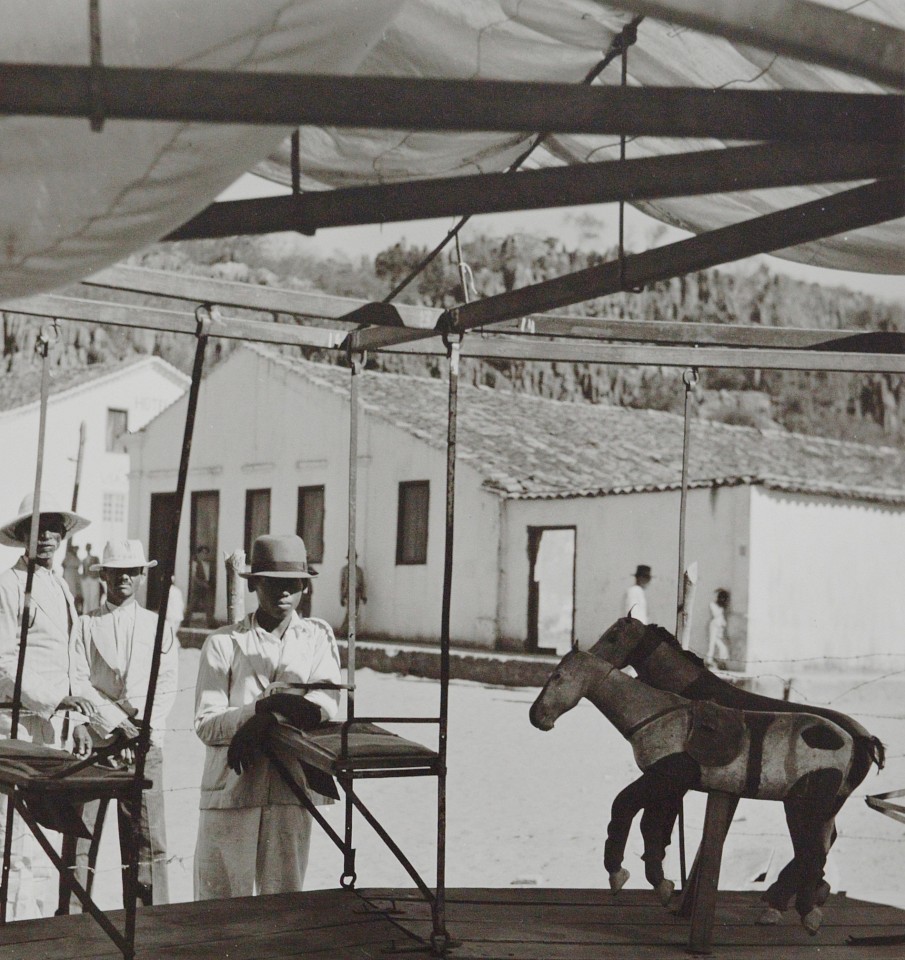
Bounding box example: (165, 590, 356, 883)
(0, 0, 902, 305)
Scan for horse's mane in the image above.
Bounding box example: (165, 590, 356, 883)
(644, 622, 708, 669)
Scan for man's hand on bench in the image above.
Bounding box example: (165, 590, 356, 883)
(227, 713, 276, 775)
(256, 693, 322, 731)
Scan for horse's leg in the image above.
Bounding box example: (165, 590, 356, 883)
(606, 756, 696, 900)
(639, 788, 681, 905)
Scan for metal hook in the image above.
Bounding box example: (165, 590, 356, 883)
(683, 366, 699, 390)
(194, 303, 217, 337)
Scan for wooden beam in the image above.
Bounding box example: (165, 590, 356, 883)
(80, 266, 438, 329)
(0, 66, 902, 140)
(602, 0, 905, 90)
(0, 294, 346, 349)
(349, 177, 905, 352)
(381, 334, 905, 374)
(166, 141, 905, 240)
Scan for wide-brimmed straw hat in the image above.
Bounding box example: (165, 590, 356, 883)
(0, 490, 90, 548)
(90, 539, 157, 572)
(239, 535, 318, 580)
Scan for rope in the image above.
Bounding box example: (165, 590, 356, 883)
(381, 18, 643, 305)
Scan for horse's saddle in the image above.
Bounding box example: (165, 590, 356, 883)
(685, 700, 746, 767)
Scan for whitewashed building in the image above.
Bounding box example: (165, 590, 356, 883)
(0, 357, 189, 570)
(127, 345, 905, 669)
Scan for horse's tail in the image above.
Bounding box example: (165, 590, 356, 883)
(865, 735, 886, 772)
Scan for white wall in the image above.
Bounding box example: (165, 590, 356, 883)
(500, 484, 750, 655)
(129, 349, 502, 644)
(748, 487, 905, 669)
(0, 359, 186, 570)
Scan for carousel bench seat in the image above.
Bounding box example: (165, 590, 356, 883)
(0, 740, 148, 836)
(268, 719, 439, 776)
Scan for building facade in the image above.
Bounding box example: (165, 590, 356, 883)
(128, 346, 905, 669)
(0, 357, 189, 571)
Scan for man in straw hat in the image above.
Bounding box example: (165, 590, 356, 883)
(0, 490, 95, 918)
(69, 539, 179, 908)
(193, 534, 341, 900)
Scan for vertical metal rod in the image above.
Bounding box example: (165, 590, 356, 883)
(1, 326, 54, 922)
(433, 334, 459, 953)
(291, 130, 301, 196)
(124, 309, 210, 955)
(342, 355, 361, 883)
(676, 366, 696, 889)
(617, 34, 629, 291)
(71, 421, 87, 510)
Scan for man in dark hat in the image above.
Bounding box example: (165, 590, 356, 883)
(625, 564, 652, 624)
(193, 534, 341, 900)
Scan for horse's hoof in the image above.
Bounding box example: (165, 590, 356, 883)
(609, 869, 629, 894)
(655, 879, 675, 906)
(802, 907, 823, 935)
(815, 881, 831, 906)
(756, 907, 783, 926)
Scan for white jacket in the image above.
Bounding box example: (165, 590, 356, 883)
(0, 557, 78, 742)
(70, 600, 179, 747)
(194, 612, 341, 810)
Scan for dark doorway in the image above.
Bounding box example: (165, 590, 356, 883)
(188, 490, 219, 626)
(527, 526, 576, 655)
(244, 488, 271, 556)
(147, 492, 177, 611)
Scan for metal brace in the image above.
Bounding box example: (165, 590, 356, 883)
(88, 0, 105, 132)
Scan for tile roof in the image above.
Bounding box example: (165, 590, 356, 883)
(251, 346, 905, 504)
(0, 357, 178, 415)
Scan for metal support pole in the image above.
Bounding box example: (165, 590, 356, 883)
(432, 332, 459, 955)
(676, 366, 697, 889)
(1, 322, 56, 923)
(123, 306, 211, 957)
(341, 353, 362, 887)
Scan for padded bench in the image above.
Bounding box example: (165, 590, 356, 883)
(268, 719, 439, 776)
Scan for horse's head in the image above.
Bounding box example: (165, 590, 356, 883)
(589, 615, 647, 668)
(530, 650, 593, 731)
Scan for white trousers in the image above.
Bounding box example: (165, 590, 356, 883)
(194, 806, 312, 901)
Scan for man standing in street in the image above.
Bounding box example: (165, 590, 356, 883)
(624, 564, 652, 624)
(69, 539, 179, 907)
(194, 534, 340, 900)
(0, 490, 95, 918)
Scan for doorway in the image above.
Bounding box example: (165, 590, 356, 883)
(527, 526, 576, 655)
(147, 492, 177, 611)
(189, 490, 219, 626)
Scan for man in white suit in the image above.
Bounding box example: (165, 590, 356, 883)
(0, 490, 95, 918)
(69, 540, 179, 907)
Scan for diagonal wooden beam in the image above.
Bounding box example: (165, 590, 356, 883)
(599, 0, 905, 90)
(80, 266, 438, 329)
(166, 141, 905, 240)
(0, 66, 902, 140)
(348, 177, 905, 352)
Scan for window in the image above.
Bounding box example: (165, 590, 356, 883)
(296, 486, 325, 564)
(102, 492, 126, 524)
(396, 481, 429, 565)
(106, 408, 129, 452)
(244, 489, 271, 556)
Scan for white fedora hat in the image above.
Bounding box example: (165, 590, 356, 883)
(0, 490, 90, 548)
(90, 539, 157, 572)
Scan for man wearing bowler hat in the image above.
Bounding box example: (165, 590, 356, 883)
(625, 564, 653, 624)
(69, 539, 179, 908)
(193, 534, 341, 900)
(0, 490, 97, 918)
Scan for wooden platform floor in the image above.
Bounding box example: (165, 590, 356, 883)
(0, 888, 903, 959)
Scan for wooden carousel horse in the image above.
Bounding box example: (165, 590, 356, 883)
(590, 616, 884, 922)
(529, 650, 862, 933)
